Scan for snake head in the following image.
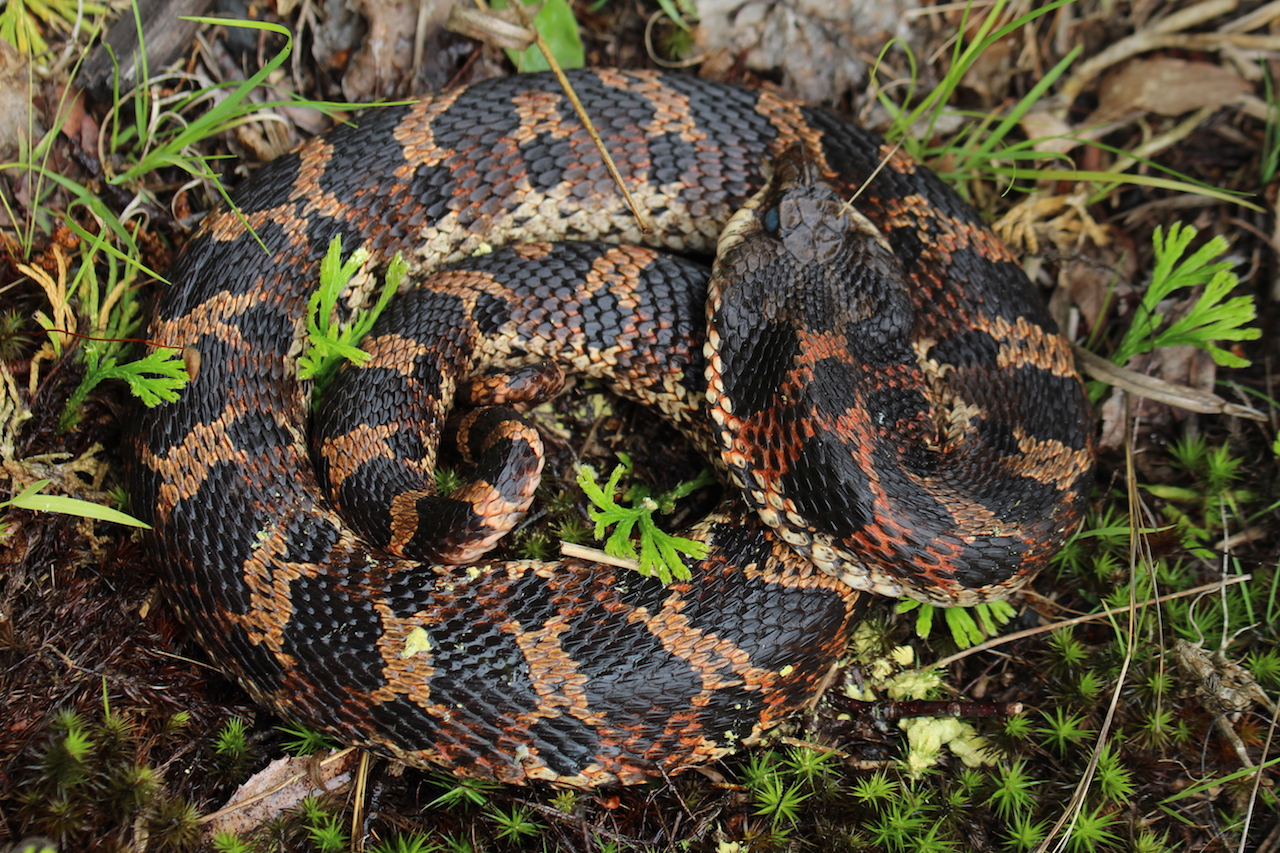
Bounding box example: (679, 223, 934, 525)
(708, 144, 909, 331)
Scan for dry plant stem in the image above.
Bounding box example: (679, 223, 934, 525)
(1240, 705, 1280, 853)
(930, 574, 1253, 671)
(843, 141, 904, 211)
(559, 541, 641, 571)
(413, 1, 431, 89)
(446, 5, 533, 50)
(644, 11, 706, 68)
(1222, 0, 1280, 32)
(1110, 104, 1217, 174)
(351, 750, 371, 853)
(1257, 820, 1280, 853)
(1072, 345, 1266, 421)
(903, 0, 1000, 20)
(1163, 32, 1280, 51)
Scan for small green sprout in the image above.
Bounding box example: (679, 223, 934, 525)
(212, 830, 259, 853)
(739, 751, 780, 790)
(44, 711, 94, 787)
(867, 796, 930, 850)
(425, 771, 500, 810)
(576, 454, 713, 584)
(1133, 830, 1174, 853)
(985, 759, 1038, 820)
(851, 771, 898, 804)
(1066, 804, 1120, 853)
(1072, 669, 1105, 705)
(1038, 708, 1091, 755)
(548, 788, 578, 814)
(165, 711, 191, 734)
(1044, 628, 1090, 676)
(1005, 813, 1051, 852)
(1004, 713, 1035, 740)
(434, 467, 463, 497)
(1094, 743, 1136, 804)
(955, 766, 985, 797)
(750, 772, 810, 828)
(780, 745, 836, 788)
(1136, 707, 1177, 751)
(298, 234, 405, 393)
(367, 834, 439, 853)
(484, 803, 545, 842)
(213, 717, 251, 767)
(550, 515, 591, 545)
(276, 723, 336, 757)
(145, 795, 201, 851)
(517, 530, 554, 561)
(440, 832, 474, 853)
(300, 796, 348, 852)
(1248, 650, 1280, 689)
(106, 763, 159, 820)
(896, 599, 1016, 648)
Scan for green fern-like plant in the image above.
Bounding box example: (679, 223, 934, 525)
(1110, 222, 1260, 369)
(298, 234, 405, 394)
(576, 454, 713, 583)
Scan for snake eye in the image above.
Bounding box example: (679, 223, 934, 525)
(762, 206, 781, 234)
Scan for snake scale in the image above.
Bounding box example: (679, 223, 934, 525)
(128, 69, 1095, 786)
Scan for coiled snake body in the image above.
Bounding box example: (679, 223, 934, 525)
(129, 69, 1094, 786)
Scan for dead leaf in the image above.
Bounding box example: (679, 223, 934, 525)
(1093, 56, 1251, 123)
(342, 0, 420, 100)
(1096, 343, 1219, 451)
(0, 39, 33, 162)
(1057, 226, 1138, 332)
(203, 750, 360, 838)
(1018, 109, 1078, 156)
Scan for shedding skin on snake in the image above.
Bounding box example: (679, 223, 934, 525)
(128, 69, 1095, 786)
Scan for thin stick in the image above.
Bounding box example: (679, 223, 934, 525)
(560, 541, 642, 571)
(844, 139, 905, 210)
(350, 750, 372, 853)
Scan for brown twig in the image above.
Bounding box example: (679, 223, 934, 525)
(828, 697, 1024, 722)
